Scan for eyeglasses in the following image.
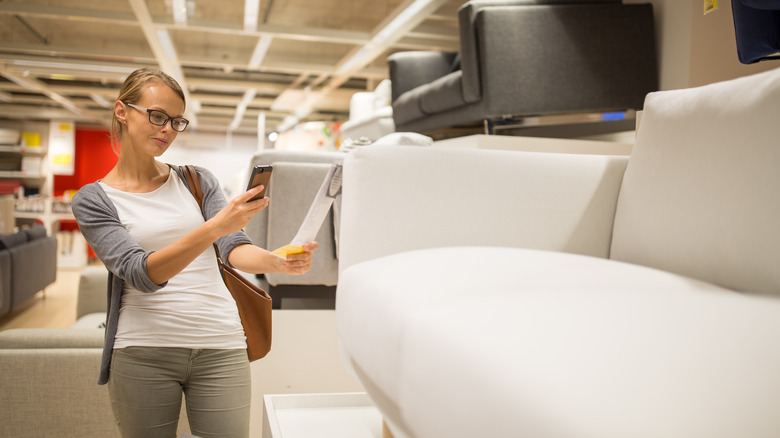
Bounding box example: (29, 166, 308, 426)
(125, 103, 189, 132)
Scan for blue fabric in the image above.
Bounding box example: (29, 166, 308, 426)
(732, 0, 780, 64)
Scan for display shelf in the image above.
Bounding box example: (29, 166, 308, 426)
(15, 198, 74, 235)
(0, 171, 45, 180)
(0, 145, 48, 156)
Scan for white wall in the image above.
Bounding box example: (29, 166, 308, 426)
(625, 0, 693, 91)
(161, 132, 265, 199)
(687, 0, 779, 87)
(626, 0, 779, 90)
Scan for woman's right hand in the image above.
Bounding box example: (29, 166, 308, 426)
(210, 184, 269, 235)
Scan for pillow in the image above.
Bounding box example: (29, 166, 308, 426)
(23, 225, 47, 241)
(372, 132, 433, 147)
(611, 67, 780, 295)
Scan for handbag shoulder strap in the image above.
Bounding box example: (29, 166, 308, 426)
(181, 164, 224, 262)
(182, 165, 204, 210)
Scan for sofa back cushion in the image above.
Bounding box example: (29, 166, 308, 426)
(23, 225, 47, 241)
(0, 230, 27, 250)
(611, 67, 780, 295)
(457, 0, 620, 103)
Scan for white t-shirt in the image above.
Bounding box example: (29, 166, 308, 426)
(100, 169, 245, 349)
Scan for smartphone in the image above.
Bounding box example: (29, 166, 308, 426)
(246, 165, 273, 201)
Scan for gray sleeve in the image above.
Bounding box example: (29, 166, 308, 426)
(194, 166, 254, 268)
(71, 183, 166, 292)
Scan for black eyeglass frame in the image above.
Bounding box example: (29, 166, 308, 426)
(125, 102, 190, 132)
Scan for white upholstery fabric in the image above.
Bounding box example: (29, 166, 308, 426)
(611, 67, 780, 294)
(338, 145, 628, 273)
(337, 247, 780, 438)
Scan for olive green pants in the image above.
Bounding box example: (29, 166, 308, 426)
(109, 347, 251, 438)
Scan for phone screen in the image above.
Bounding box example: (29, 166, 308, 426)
(246, 165, 272, 201)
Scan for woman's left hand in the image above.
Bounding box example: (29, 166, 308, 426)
(277, 241, 319, 275)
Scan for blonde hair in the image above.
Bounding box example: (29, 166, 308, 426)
(111, 67, 186, 152)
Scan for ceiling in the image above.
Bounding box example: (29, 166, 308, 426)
(0, 0, 463, 139)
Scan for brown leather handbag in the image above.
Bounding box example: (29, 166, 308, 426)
(182, 165, 272, 361)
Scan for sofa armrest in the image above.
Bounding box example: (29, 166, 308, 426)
(76, 265, 109, 319)
(339, 145, 628, 272)
(0, 348, 117, 436)
(0, 328, 104, 349)
(387, 51, 458, 100)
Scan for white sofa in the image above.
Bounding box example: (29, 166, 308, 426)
(335, 68, 780, 438)
(340, 79, 395, 143)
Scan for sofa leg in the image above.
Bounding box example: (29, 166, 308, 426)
(382, 420, 394, 438)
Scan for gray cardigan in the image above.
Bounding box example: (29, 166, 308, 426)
(71, 164, 253, 385)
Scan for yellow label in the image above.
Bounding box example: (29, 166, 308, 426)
(58, 122, 73, 131)
(20, 132, 41, 147)
(52, 154, 72, 165)
(704, 0, 718, 14)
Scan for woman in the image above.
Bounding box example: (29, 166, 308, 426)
(71, 67, 318, 438)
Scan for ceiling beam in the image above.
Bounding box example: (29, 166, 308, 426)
(126, 0, 197, 126)
(0, 3, 371, 46)
(275, 0, 453, 132)
(0, 67, 104, 122)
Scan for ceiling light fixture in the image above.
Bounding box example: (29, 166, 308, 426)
(172, 0, 187, 24)
(244, 0, 261, 32)
(248, 36, 273, 68)
(90, 93, 112, 108)
(11, 60, 135, 75)
(230, 88, 257, 132)
(156, 29, 178, 60)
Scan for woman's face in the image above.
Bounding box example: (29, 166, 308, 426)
(120, 82, 185, 158)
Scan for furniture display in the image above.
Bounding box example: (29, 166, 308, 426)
(335, 67, 780, 438)
(0, 224, 57, 317)
(0, 121, 76, 235)
(245, 149, 344, 308)
(388, 0, 658, 135)
(340, 79, 395, 143)
(0, 265, 192, 437)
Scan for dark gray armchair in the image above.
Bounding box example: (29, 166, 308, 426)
(389, 0, 658, 134)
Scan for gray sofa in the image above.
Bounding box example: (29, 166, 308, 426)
(389, 0, 658, 134)
(0, 265, 190, 437)
(245, 149, 344, 308)
(0, 225, 57, 317)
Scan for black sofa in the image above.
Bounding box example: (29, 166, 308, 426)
(0, 225, 58, 316)
(389, 0, 659, 135)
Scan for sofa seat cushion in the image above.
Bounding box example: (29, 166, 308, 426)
(337, 246, 780, 438)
